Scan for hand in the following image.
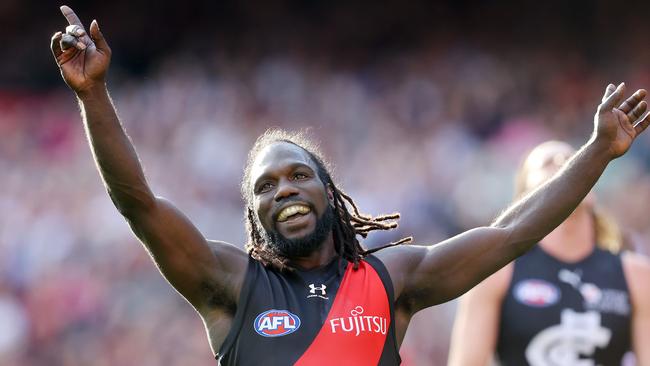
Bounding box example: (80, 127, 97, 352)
(50, 6, 111, 94)
(594, 83, 650, 158)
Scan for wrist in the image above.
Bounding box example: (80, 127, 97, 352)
(584, 135, 615, 162)
(75, 82, 108, 101)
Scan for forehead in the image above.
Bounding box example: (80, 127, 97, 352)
(250, 142, 317, 182)
(525, 142, 575, 171)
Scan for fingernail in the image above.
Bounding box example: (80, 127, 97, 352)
(93, 19, 100, 31)
(620, 82, 625, 87)
(77, 29, 85, 36)
(77, 41, 86, 50)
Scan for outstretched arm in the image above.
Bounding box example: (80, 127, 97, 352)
(379, 83, 650, 313)
(490, 83, 648, 247)
(50, 6, 247, 312)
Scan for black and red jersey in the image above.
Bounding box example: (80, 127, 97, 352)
(496, 245, 631, 365)
(216, 255, 400, 365)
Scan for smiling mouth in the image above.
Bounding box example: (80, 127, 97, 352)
(276, 204, 311, 222)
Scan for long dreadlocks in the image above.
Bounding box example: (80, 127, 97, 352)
(242, 129, 412, 271)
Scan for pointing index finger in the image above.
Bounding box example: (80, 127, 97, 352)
(602, 83, 616, 103)
(60, 5, 83, 27)
(600, 82, 626, 112)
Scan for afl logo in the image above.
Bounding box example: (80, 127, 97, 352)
(254, 309, 301, 337)
(514, 279, 560, 307)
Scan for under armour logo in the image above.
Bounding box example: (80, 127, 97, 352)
(309, 284, 327, 295)
(307, 284, 329, 299)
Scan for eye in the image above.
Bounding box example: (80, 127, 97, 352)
(293, 172, 308, 180)
(256, 182, 274, 194)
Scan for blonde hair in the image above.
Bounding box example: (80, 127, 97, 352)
(592, 207, 623, 253)
(514, 141, 622, 253)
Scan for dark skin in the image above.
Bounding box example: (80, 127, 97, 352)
(251, 144, 337, 267)
(51, 5, 650, 355)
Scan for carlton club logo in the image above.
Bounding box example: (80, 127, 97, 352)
(254, 309, 301, 337)
(526, 309, 611, 365)
(514, 279, 560, 307)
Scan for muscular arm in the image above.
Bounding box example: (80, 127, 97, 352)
(448, 264, 511, 366)
(85, 91, 248, 307)
(77, 86, 152, 213)
(378, 83, 650, 313)
(52, 7, 247, 312)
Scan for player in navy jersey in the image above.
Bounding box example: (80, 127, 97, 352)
(449, 141, 650, 366)
(51, 5, 650, 365)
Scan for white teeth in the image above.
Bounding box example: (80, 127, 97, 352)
(277, 204, 311, 222)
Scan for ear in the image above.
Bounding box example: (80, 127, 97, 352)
(327, 184, 335, 207)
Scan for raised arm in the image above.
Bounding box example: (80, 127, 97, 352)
(491, 83, 649, 246)
(50, 6, 247, 312)
(380, 83, 650, 313)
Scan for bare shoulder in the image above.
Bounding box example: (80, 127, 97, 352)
(372, 244, 427, 270)
(207, 240, 249, 261)
(372, 244, 428, 297)
(199, 240, 250, 312)
(197, 241, 249, 355)
(622, 250, 650, 269)
(622, 251, 650, 306)
(206, 239, 249, 281)
(622, 251, 650, 281)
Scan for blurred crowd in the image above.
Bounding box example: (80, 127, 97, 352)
(3, 1, 650, 365)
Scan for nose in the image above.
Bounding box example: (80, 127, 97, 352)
(274, 178, 299, 202)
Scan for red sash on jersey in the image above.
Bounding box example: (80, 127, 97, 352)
(295, 260, 391, 366)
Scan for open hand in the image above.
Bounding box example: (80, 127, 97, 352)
(50, 6, 111, 94)
(594, 83, 650, 158)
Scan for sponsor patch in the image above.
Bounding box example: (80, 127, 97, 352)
(514, 279, 560, 307)
(329, 305, 387, 336)
(584, 287, 630, 316)
(254, 309, 301, 337)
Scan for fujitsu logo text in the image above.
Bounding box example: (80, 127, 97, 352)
(329, 306, 387, 336)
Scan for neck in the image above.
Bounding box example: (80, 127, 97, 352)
(539, 205, 595, 262)
(290, 232, 337, 270)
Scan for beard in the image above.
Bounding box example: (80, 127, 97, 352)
(262, 205, 335, 259)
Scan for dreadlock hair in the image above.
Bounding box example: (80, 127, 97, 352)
(242, 129, 412, 271)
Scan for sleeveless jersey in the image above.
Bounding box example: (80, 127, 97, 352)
(496, 245, 631, 366)
(216, 255, 401, 365)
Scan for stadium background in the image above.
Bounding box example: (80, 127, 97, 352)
(2, 0, 650, 364)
